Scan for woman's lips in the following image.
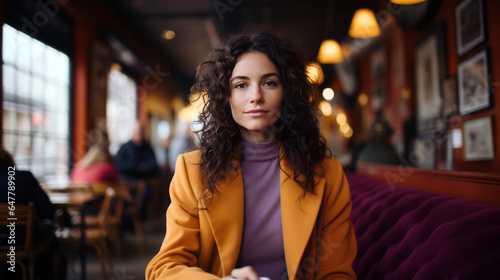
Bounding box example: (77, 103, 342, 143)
(245, 109, 269, 117)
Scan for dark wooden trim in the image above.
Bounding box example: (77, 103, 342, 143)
(357, 161, 500, 207)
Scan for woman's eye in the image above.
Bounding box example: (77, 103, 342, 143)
(263, 81, 277, 87)
(234, 83, 247, 89)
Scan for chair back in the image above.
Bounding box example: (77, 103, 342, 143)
(89, 182, 125, 225)
(96, 187, 117, 235)
(0, 202, 35, 254)
(89, 182, 111, 195)
(130, 180, 146, 211)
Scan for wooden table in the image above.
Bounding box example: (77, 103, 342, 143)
(48, 192, 99, 280)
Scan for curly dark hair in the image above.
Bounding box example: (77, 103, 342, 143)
(191, 30, 330, 202)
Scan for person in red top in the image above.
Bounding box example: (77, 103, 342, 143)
(71, 131, 118, 183)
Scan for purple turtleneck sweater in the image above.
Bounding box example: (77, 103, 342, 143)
(237, 139, 288, 280)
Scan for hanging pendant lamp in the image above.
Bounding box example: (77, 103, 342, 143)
(390, 0, 426, 4)
(348, 9, 381, 38)
(317, 39, 344, 64)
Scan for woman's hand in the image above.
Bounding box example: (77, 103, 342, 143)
(221, 266, 260, 280)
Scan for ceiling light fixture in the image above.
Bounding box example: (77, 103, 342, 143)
(390, 0, 426, 4)
(348, 9, 381, 38)
(317, 39, 344, 64)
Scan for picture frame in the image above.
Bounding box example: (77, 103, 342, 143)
(455, 0, 487, 57)
(463, 116, 494, 161)
(458, 48, 491, 115)
(415, 22, 447, 134)
(442, 75, 458, 117)
(413, 136, 436, 169)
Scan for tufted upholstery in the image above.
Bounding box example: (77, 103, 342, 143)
(346, 173, 500, 280)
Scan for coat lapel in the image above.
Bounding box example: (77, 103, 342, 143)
(202, 162, 244, 276)
(280, 159, 326, 280)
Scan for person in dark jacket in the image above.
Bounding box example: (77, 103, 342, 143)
(114, 121, 159, 180)
(114, 121, 160, 220)
(355, 112, 402, 168)
(0, 147, 62, 279)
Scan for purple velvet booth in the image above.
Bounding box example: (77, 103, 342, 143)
(346, 173, 500, 280)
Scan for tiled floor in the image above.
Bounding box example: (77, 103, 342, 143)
(65, 216, 166, 280)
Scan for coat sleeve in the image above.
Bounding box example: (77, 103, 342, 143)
(145, 154, 221, 280)
(314, 158, 357, 279)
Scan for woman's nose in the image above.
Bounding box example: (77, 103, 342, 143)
(249, 85, 264, 104)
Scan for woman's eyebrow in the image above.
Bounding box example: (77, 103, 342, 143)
(260, 72, 279, 79)
(230, 72, 280, 83)
(230, 76, 249, 83)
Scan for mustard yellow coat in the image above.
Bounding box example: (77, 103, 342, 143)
(146, 150, 357, 279)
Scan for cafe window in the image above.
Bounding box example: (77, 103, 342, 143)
(106, 66, 137, 155)
(2, 24, 71, 179)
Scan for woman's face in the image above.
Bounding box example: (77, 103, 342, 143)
(229, 51, 283, 143)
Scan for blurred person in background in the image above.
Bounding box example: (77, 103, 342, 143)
(114, 121, 160, 218)
(353, 112, 402, 171)
(71, 131, 118, 183)
(0, 147, 64, 280)
(114, 121, 160, 181)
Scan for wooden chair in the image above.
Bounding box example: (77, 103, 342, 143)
(80, 180, 144, 250)
(85, 182, 126, 253)
(0, 202, 54, 280)
(56, 187, 116, 280)
(122, 180, 146, 245)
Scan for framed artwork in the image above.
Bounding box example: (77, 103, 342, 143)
(463, 116, 494, 161)
(413, 136, 435, 169)
(415, 22, 447, 134)
(442, 76, 458, 117)
(455, 0, 487, 57)
(458, 48, 491, 115)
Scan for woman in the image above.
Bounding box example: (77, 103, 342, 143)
(71, 131, 118, 183)
(146, 31, 357, 280)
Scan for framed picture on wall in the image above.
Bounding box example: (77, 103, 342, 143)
(463, 116, 494, 161)
(442, 76, 458, 117)
(415, 22, 447, 134)
(455, 0, 487, 57)
(458, 48, 491, 115)
(413, 136, 436, 169)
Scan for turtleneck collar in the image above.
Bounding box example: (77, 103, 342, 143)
(243, 138, 279, 162)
